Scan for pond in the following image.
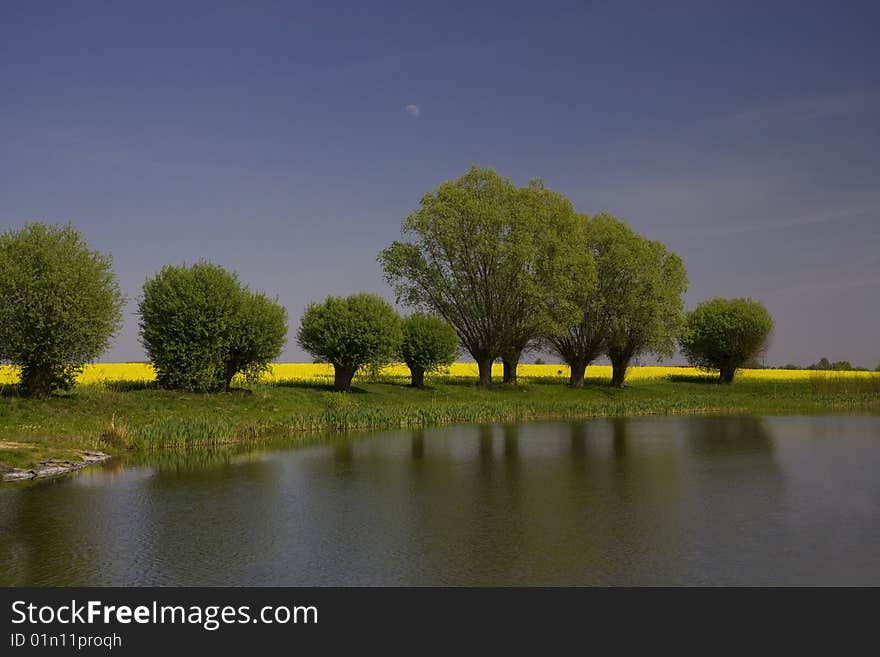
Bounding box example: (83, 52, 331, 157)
(1, 415, 878, 586)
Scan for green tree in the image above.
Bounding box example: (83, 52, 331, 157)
(496, 179, 585, 384)
(297, 293, 402, 391)
(379, 166, 583, 387)
(139, 261, 286, 391)
(546, 213, 635, 387)
(222, 292, 288, 390)
(399, 313, 459, 388)
(679, 298, 774, 384)
(605, 237, 688, 387)
(0, 222, 124, 397)
(810, 357, 832, 370)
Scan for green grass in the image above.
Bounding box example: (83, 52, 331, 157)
(1, 374, 878, 472)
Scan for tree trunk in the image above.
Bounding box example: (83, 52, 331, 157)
(568, 358, 588, 388)
(610, 354, 629, 388)
(410, 365, 425, 389)
(222, 363, 238, 392)
(502, 356, 519, 385)
(719, 366, 736, 384)
(21, 363, 53, 398)
(477, 357, 494, 388)
(333, 363, 357, 391)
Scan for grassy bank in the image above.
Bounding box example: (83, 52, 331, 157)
(1, 364, 878, 472)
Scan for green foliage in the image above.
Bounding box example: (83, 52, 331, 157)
(498, 179, 589, 379)
(297, 293, 402, 391)
(679, 298, 774, 383)
(127, 415, 235, 449)
(139, 261, 286, 391)
(139, 262, 243, 391)
(603, 230, 688, 386)
(226, 292, 288, 385)
(379, 166, 585, 386)
(400, 313, 459, 387)
(0, 222, 124, 396)
(806, 357, 862, 371)
(547, 214, 642, 386)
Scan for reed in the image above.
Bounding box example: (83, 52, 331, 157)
(125, 415, 236, 449)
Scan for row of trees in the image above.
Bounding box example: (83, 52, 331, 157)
(1, 167, 783, 396)
(0, 226, 291, 397)
(802, 358, 877, 372)
(140, 270, 459, 392)
(0, 224, 459, 395)
(297, 294, 458, 391)
(378, 166, 776, 388)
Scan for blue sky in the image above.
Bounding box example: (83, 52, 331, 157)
(1, 1, 878, 366)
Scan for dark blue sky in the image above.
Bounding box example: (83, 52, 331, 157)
(2, 1, 878, 366)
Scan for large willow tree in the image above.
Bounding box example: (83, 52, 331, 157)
(604, 237, 688, 387)
(548, 213, 687, 387)
(379, 166, 583, 387)
(496, 179, 587, 383)
(545, 214, 626, 386)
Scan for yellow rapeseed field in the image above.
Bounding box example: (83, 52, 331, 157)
(1, 362, 876, 386)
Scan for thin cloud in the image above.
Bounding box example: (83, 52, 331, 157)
(761, 276, 880, 297)
(405, 104, 420, 118)
(718, 91, 880, 125)
(693, 204, 880, 237)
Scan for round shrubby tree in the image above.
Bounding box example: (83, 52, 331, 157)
(139, 262, 286, 391)
(297, 293, 402, 392)
(222, 291, 288, 390)
(0, 223, 124, 397)
(604, 235, 688, 388)
(399, 313, 458, 388)
(679, 298, 773, 384)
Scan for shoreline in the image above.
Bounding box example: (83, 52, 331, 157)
(1, 450, 111, 482)
(1, 370, 878, 477)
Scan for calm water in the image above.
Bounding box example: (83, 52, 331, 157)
(1, 415, 878, 586)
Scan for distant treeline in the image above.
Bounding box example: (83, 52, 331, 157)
(746, 358, 879, 372)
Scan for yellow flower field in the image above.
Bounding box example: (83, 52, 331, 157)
(1, 362, 877, 386)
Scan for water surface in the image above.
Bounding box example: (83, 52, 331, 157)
(1, 415, 878, 585)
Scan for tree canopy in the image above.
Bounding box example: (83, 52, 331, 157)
(545, 213, 635, 386)
(604, 235, 688, 387)
(679, 297, 774, 383)
(139, 261, 286, 391)
(399, 313, 459, 388)
(223, 291, 288, 389)
(297, 293, 402, 391)
(379, 166, 583, 387)
(0, 222, 124, 396)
